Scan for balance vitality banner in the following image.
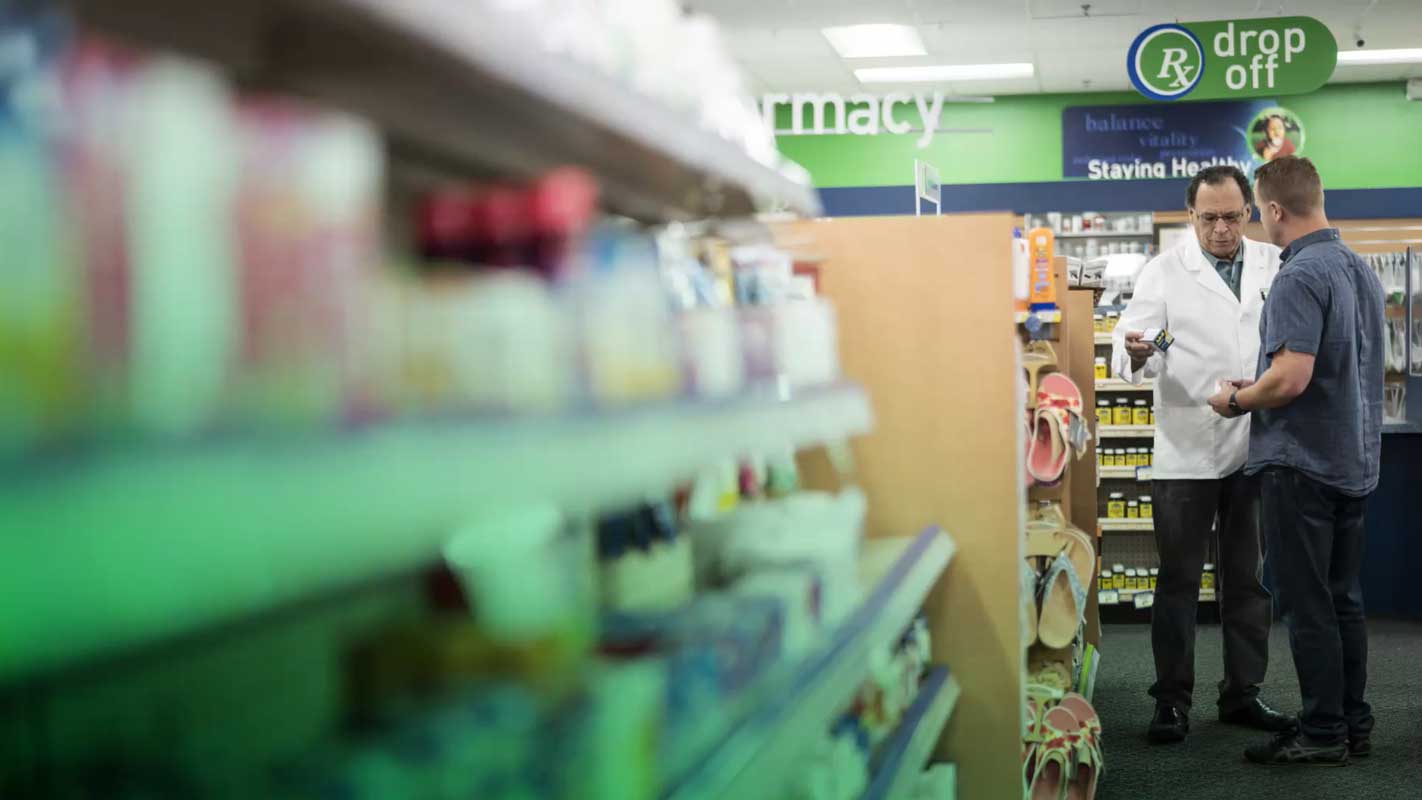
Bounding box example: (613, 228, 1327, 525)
(1127, 17, 1336, 101)
(1063, 100, 1305, 180)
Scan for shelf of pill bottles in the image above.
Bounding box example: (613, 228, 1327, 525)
(1098, 518, 1154, 532)
(666, 527, 956, 800)
(860, 666, 960, 800)
(1052, 232, 1154, 240)
(1094, 333, 1113, 345)
(0, 382, 872, 684)
(68, 0, 820, 223)
(1095, 379, 1154, 391)
(1098, 425, 1155, 439)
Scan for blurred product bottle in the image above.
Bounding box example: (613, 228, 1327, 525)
(661, 227, 745, 399)
(596, 502, 693, 612)
(406, 175, 603, 415)
(61, 38, 136, 434)
(732, 244, 839, 389)
(0, 9, 83, 456)
(416, 170, 595, 277)
(526, 167, 598, 278)
(470, 186, 530, 269)
(575, 662, 661, 800)
(567, 223, 680, 407)
(442, 506, 596, 668)
(123, 56, 240, 437)
(233, 100, 383, 428)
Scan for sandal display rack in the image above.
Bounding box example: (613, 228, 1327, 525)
(1019, 254, 1105, 799)
(1356, 246, 1416, 430)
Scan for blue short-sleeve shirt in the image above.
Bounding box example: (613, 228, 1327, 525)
(1244, 228, 1386, 495)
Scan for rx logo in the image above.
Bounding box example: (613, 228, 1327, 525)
(1128, 23, 1204, 100)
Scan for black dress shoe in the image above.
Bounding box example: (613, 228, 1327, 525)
(1149, 704, 1189, 743)
(1347, 737, 1371, 758)
(1219, 698, 1296, 732)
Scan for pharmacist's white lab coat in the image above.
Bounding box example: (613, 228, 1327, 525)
(1110, 237, 1282, 479)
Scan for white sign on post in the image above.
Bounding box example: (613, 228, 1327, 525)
(914, 159, 941, 217)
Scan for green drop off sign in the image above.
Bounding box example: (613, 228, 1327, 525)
(1128, 17, 1337, 101)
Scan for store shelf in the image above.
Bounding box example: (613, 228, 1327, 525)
(1098, 425, 1155, 438)
(1051, 232, 1154, 240)
(861, 667, 960, 800)
(0, 383, 872, 683)
(71, 0, 819, 222)
(1096, 379, 1154, 391)
(1098, 466, 1150, 481)
(1098, 588, 1215, 606)
(1015, 309, 1063, 324)
(1099, 518, 1154, 532)
(668, 527, 956, 800)
(1384, 420, 1422, 434)
(1094, 333, 1113, 345)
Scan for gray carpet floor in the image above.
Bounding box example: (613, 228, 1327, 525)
(1092, 620, 1422, 800)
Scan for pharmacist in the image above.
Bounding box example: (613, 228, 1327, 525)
(1110, 165, 1291, 744)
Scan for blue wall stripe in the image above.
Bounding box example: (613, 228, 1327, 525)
(818, 182, 1422, 219)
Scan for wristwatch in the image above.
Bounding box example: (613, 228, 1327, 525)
(1228, 389, 1246, 415)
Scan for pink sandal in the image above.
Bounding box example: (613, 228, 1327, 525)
(1036, 372, 1090, 465)
(1028, 705, 1079, 800)
(1058, 693, 1104, 800)
(1027, 409, 1068, 484)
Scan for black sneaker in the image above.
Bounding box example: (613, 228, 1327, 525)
(1348, 737, 1371, 758)
(1244, 731, 1348, 767)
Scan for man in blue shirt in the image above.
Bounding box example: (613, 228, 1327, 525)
(1208, 156, 1385, 767)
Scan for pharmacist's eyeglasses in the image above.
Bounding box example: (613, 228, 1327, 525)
(1195, 210, 1246, 227)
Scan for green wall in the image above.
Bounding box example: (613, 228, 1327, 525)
(777, 83, 1422, 190)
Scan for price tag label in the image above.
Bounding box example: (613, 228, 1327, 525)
(1098, 590, 1120, 606)
(1134, 591, 1155, 610)
(1136, 466, 1153, 482)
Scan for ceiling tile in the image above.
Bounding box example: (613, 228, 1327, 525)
(1027, 0, 1143, 19)
(1035, 48, 1132, 92)
(723, 29, 836, 60)
(741, 58, 859, 92)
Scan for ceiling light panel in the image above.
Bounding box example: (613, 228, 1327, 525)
(1336, 48, 1422, 66)
(822, 24, 927, 59)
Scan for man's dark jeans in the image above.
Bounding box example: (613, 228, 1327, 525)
(1259, 466, 1375, 745)
(1149, 471, 1272, 712)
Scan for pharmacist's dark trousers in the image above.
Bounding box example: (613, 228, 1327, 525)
(1148, 471, 1271, 712)
(1259, 466, 1374, 745)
